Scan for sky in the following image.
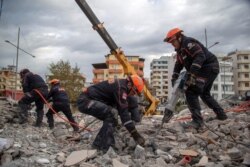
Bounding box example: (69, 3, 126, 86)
(0, 0, 249, 82)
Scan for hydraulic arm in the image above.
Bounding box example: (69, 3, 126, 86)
(75, 0, 159, 115)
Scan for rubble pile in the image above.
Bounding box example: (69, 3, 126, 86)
(0, 98, 250, 167)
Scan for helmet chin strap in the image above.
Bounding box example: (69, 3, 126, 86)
(178, 36, 182, 43)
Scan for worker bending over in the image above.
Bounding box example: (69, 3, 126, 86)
(77, 75, 145, 152)
(164, 28, 227, 129)
(46, 79, 79, 132)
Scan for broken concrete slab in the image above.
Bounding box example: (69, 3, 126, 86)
(64, 149, 97, 166)
(112, 158, 129, 167)
(179, 149, 198, 156)
(195, 155, 208, 166)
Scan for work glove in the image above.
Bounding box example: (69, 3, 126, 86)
(171, 73, 179, 87)
(185, 73, 196, 88)
(130, 129, 145, 146)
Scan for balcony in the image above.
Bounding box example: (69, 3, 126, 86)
(237, 68, 250, 72)
(108, 69, 123, 73)
(92, 78, 104, 84)
(138, 61, 144, 68)
(238, 78, 250, 82)
(93, 69, 105, 74)
(106, 60, 119, 64)
(136, 70, 144, 77)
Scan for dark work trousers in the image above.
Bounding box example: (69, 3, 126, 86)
(46, 103, 79, 131)
(185, 70, 224, 124)
(200, 71, 225, 116)
(77, 93, 115, 152)
(18, 88, 48, 125)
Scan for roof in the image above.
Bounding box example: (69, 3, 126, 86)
(92, 63, 108, 69)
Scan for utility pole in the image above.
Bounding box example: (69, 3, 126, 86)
(15, 27, 20, 100)
(205, 28, 207, 48)
(5, 28, 36, 101)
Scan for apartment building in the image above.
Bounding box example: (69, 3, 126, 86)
(92, 54, 145, 84)
(210, 54, 234, 100)
(150, 56, 172, 103)
(0, 65, 23, 100)
(228, 50, 250, 96)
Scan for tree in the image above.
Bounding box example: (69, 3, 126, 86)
(48, 60, 85, 103)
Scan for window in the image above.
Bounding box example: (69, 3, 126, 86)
(244, 56, 249, 60)
(245, 73, 249, 78)
(213, 85, 218, 91)
(245, 83, 249, 87)
(244, 64, 249, 69)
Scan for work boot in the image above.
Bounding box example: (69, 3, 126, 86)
(181, 120, 204, 129)
(19, 117, 28, 124)
(34, 110, 44, 127)
(33, 122, 42, 127)
(18, 103, 29, 124)
(216, 112, 228, 121)
(49, 124, 54, 129)
(73, 126, 79, 132)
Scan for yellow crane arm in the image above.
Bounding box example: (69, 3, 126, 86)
(75, 0, 159, 115)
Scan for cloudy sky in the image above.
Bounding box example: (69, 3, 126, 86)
(0, 0, 249, 81)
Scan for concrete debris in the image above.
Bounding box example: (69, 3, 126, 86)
(195, 155, 208, 166)
(179, 149, 199, 156)
(0, 98, 250, 166)
(64, 149, 97, 166)
(112, 158, 129, 167)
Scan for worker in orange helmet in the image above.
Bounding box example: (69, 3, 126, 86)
(164, 28, 227, 129)
(77, 75, 145, 152)
(46, 79, 79, 132)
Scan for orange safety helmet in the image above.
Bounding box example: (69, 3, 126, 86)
(163, 28, 183, 43)
(129, 75, 144, 94)
(49, 79, 60, 85)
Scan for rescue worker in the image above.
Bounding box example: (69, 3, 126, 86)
(164, 28, 227, 129)
(18, 68, 48, 127)
(77, 75, 145, 152)
(46, 79, 79, 132)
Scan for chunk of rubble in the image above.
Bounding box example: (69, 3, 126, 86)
(64, 149, 97, 166)
(242, 153, 250, 166)
(179, 149, 199, 156)
(134, 145, 145, 160)
(195, 155, 208, 166)
(112, 158, 129, 167)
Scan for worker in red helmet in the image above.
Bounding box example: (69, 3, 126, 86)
(77, 75, 145, 152)
(164, 28, 227, 129)
(46, 79, 79, 132)
(18, 68, 48, 127)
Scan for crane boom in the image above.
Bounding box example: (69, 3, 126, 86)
(75, 0, 159, 115)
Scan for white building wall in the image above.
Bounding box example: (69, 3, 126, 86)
(150, 56, 170, 103)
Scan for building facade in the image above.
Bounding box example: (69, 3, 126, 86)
(92, 54, 145, 84)
(210, 54, 234, 100)
(0, 65, 23, 100)
(228, 50, 250, 96)
(150, 56, 171, 103)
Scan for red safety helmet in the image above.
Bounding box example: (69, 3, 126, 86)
(129, 75, 144, 94)
(49, 79, 60, 85)
(163, 28, 183, 43)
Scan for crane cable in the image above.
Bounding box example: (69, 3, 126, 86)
(33, 89, 92, 132)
